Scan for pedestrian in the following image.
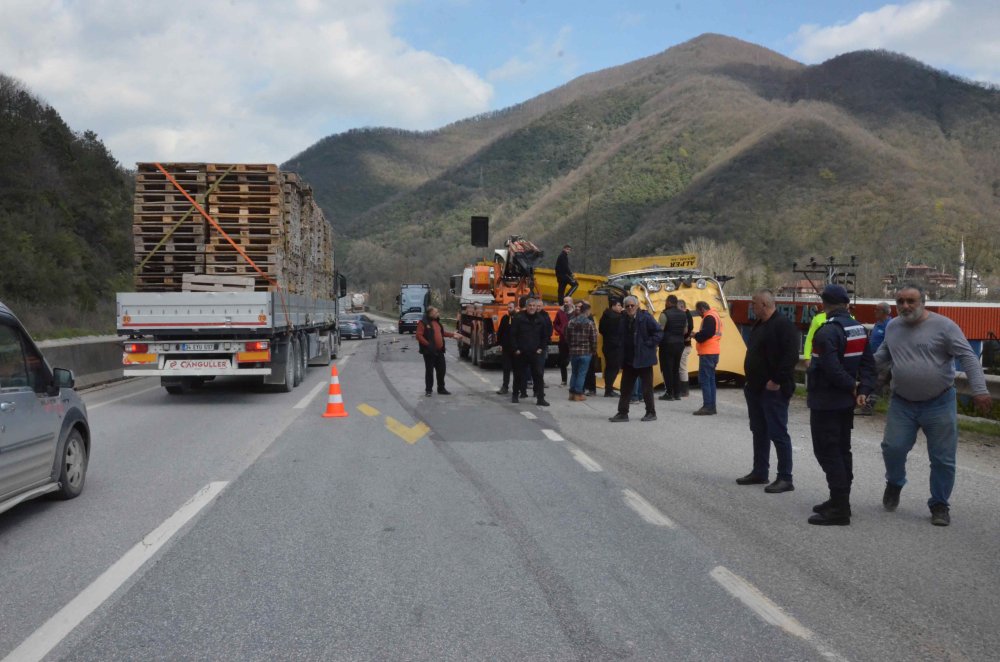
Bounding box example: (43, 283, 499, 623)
(658, 295, 688, 401)
(555, 244, 578, 302)
(802, 310, 826, 366)
(677, 299, 694, 397)
(553, 296, 574, 387)
(415, 306, 459, 397)
(872, 283, 992, 526)
(737, 289, 800, 494)
(856, 301, 893, 416)
(566, 302, 597, 401)
(495, 301, 517, 395)
(609, 296, 662, 422)
(511, 298, 551, 406)
(806, 285, 876, 525)
(599, 299, 624, 397)
(693, 301, 722, 415)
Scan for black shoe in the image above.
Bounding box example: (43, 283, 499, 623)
(425, 391, 432, 397)
(497, 387, 509, 395)
(812, 499, 833, 514)
(764, 479, 795, 494)
(511, 396, 519, 403)
(692, 407, 717, 416)
(930, 504, 950, 526)
(883, 483, 902, 512)
(658, 393, 672, 400)
(673, 395, 682, 401)
(604, 389, 620, 398)
(520, 391, 528, 398)
(536, 399, 550, 407)
(641, 412, 657, 422)
(736, 473, 768, 485)
(438, 389, 451, 395)
(808, 508, 851, 526)
(585, 390, 597, 396)
(609, 413, 629, 422)
(560, 381, 567, 387)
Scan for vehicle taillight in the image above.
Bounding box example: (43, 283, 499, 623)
(124, 343, 148, 353)
(246, 341, 269, 351)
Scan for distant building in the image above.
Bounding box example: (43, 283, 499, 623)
(777, 280, 821, 299)
(882, 263, 958, 299)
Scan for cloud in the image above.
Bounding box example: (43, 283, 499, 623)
(791, 0, 1000, 85)
(488, 25, 577, 83)
(0, 0, 494, 166)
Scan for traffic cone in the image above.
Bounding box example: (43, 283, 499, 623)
(321, 365, 349, 418)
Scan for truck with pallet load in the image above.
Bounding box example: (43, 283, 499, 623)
(450, 236, 559, 365)
(118, 162, 345, 394)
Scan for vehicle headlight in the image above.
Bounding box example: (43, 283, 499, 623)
(645, 280, 661, 292)
(696, 278, 707, 289)
(664, 280, 677, 292)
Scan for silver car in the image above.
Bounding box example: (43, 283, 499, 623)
(0, 301, 90, 516)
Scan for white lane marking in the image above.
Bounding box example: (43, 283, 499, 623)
(709, 566, 848, 662)
(337, 354, 352, 368)
(477, 374, 491, 384)
(622, 489, 676, 528)
(86, 384, 161, 410)
(4, 482, 229, 662)
(542, 429, 564, 441)
(293, 379, 328, 410)
(520, 411, 537, 420)
(569, 448, 602, 472)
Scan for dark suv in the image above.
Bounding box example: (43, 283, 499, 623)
(0, 301, 90, 516)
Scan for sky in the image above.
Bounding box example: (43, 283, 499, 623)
(1, 0, 997, 168)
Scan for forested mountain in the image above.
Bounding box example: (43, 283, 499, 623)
(0, 74, 132, 326)
(285, 34, 1000, 298)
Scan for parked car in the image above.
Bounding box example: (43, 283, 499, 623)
(398, 311, 423, 334)
(339, 314, 379, 340)
(0, 301, 90, 517)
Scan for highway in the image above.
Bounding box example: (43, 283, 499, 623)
(2, 319, 999, 661)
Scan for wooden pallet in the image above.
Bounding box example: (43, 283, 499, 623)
(181, 273, 254, 292)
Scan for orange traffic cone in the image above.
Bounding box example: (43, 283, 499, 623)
(321, 365, 349, 418)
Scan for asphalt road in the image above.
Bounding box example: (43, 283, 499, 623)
(2, 322, 998, 661)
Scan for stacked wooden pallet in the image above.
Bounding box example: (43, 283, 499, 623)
(133, 163, 334, 299)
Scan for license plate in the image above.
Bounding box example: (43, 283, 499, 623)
(180, 343, 215, 351)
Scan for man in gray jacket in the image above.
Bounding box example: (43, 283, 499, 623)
(869, 283, 992, 526)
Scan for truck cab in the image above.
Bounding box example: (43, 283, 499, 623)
(397, 284, 431, 334)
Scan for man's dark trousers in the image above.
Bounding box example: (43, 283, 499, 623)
(745, 387, 793, 480)
(602, 348, 621, 395)
(617, 364, 654, 416)
(513, 352, 546, 401)
(810, 408, 854, 500)
(423, 352, 446, 392)
(500, 349, 513, 390)
(557, 278, 578, 303)
(660, 341, 684, 397)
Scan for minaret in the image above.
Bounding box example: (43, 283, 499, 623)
(959, 236, 966, 290)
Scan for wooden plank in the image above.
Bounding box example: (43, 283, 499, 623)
(182, 273, 254, 292)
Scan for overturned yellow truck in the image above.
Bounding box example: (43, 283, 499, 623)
(534, 254, 747, 388)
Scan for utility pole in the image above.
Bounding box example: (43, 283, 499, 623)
(791, 255, 859, 302)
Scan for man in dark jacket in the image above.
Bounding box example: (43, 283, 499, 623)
(658, 295, 689, 401)
(609, 296, 662, 422)
(415, 307, 460, 397)
(555, 244, 578, 303)
(495, 301, 517, 395)
(598, 299, 624, 397)
(806, 284, 876, 526)
(738, 289, 800, 494)
(511, 297, 551, 406)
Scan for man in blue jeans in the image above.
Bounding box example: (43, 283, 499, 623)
(693, 301, 721, 415)
(738, 289, 800, 494)
(868, 284, 992, 526)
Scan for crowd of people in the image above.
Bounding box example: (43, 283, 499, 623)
(417, 263, 993, 528)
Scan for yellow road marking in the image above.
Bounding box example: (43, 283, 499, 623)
(357, 403, 381, 417)
(385, 416, 431, 445)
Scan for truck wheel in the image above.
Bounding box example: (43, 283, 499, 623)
(459, 341, 470, 359)
(277, 342, 295, 393)
(165, 385, 185, 395)
(292, 336, 303, 387)
(53, 428, 87, 500)
(472, 329, 480, 366)
(298, 334, 308, 377)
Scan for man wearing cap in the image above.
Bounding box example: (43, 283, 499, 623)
(873, 283, 992, 526)
(806, 284, 876, 525)
(555, 244, 578, 303)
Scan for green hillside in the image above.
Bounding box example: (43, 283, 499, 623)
(0, 74, 132, 333)
(290, 35, 1000, 299)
